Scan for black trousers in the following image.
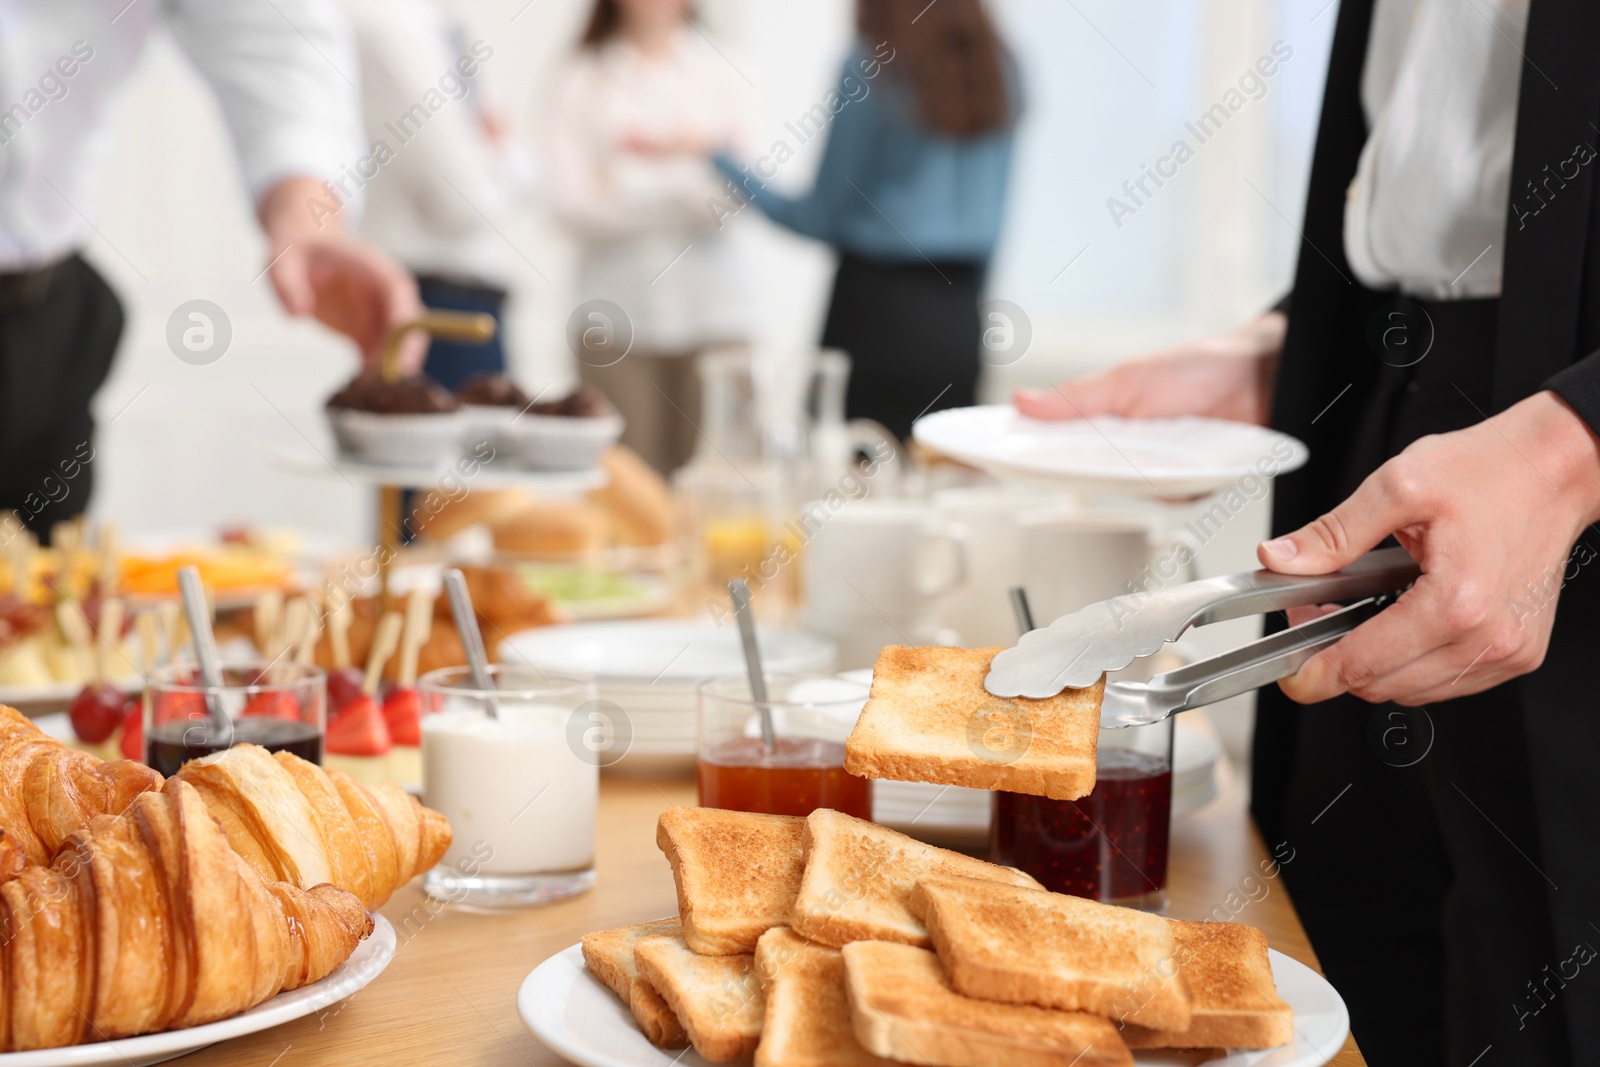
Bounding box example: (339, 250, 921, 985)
(819, 252, 982, 442)
(0, 256, 123, 537)
(1254, 297, 1598, 1067)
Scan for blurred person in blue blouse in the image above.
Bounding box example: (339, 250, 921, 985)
(715, 0, 1019, 442)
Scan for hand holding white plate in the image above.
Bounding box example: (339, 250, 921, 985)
(913, 406, 1308, 498)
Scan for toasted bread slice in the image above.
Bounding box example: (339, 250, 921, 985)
(1121, 921, 1293, 1049)
(792, 808, 1041, 948)
(753, 927, 893, 1067)
(843, 940, 1134, 1067)
(657, 807, 808, 955)
(911, 875, 1192, 1031)
(580, 918, 689, 1048)
(844, 646, 1102, 801)
(634, 934, 764, 1062)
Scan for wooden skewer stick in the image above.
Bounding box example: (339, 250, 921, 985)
(96, 597, 125, 683)
(296, 597, 324, 666)
(254, 589, 285, 660)
(56, 601, 94, 684)
(328, 594, 353, 670)
(280, 597, 310, 663)
(136, 609, 159, 678)
(157, 600, 182, 666)
(96, 522, 118, 596)
(7, 526, 31, 600)
(52, 520, 79, 557)
(397, 587, 434, 689)
(362, 611, 404, 697)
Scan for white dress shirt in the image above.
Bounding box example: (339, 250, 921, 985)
(1343, 0, 1530, 299)
(0, 0, 362, 272)
(336, 0, 532, 288)
(544, 28, 753, 355)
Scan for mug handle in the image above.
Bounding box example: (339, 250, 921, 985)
(844, 419, 903, 482)
(1144, 527, 1200, 590)
(917, 522, 969, 598)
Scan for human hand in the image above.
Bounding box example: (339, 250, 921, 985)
(478, 106, 509, 145)
(257, 176, 426, 373)
(1014, 310, 1285, 426)
(1262, 390, 1600, 706)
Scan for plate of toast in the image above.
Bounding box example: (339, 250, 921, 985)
(520, 807, 1350, 1067)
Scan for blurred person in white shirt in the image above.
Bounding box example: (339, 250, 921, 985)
(335, 0, 535, 391)
(544, 0, 753, 474)
(0, 0, 423, 536)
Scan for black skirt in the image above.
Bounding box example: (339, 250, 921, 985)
(819, 252, 983, 441)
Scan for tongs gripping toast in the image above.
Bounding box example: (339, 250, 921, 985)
(985, 547, 1422, 719)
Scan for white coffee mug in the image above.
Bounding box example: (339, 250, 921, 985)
(800, 499, 966, 668)
(1017, 507, 1194, 629)
(931, 485, 1068, 647)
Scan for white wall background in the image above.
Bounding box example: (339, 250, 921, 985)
(76, 0, 1338, 757)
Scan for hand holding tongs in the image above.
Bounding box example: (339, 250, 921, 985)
(985, 546, 1422, 728)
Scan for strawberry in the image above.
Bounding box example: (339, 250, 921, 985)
(382, 687, 421, 746)
(326, 667, 366, 714)
(118, 699, 143, 761)
(242, 691, 301, 720)
(153, 689, 210, 726)
(69, 683, 125, 744)
(325, 694, 391, 756)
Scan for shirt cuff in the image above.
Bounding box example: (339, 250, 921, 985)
(1545, 350, 1600, 436)
(241, 130, 360, 214)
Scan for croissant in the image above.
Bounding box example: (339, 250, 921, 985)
(175, 743, 452, 908)
(0, 778, 371, 1051)
(0, 705, 161, 866)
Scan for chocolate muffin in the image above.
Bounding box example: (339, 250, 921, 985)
(457, 372, 532, 409)
(327, 373, 462, 414)
(502, 385, 623, 471)
(527, 385, 615, 419)
(325, 373, 466, 466)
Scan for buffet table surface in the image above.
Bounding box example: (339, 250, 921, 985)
(182, 761, 1366, 1066)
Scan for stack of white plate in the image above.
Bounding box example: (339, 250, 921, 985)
(873, 781, 993, 838)
(498, 620, 838, 775)
(1171, 721, 1223, 815)
(872, 721, 1224, 844)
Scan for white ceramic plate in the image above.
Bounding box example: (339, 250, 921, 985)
(913, 407, 1308, 497)
(273, 445, 608, 493)
(498, 621, 836, 685)
(873, 720, 1223, 835)
(0, 677, 142, 714)
(0, 914, 395, 1067)
(518, 941, 1347, 1067)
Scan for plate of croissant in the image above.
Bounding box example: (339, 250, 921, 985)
(0, 704, 453, 1063)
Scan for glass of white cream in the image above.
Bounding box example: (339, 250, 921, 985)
(418, 666, 600, 908)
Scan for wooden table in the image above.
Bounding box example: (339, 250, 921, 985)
(184, 762, 1364, 1066)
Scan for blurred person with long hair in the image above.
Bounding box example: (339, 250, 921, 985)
(545, 0, 753, 474)
(716, 0, 1019, 442)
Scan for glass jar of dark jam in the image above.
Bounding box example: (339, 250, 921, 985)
(991, 719, 1173, 911)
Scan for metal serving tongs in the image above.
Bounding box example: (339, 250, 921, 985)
(984, 546, 1422, 728)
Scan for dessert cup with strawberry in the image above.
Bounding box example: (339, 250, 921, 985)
(141, 661, 326, 777)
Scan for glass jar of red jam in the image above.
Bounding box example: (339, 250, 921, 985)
(696, 674, 873, 819)
(991, 717, 1173, 911)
